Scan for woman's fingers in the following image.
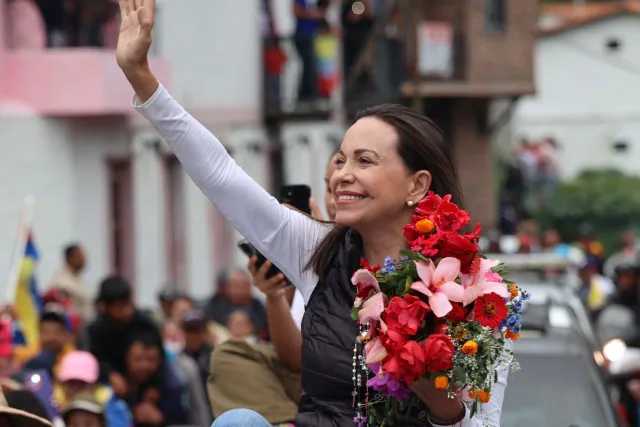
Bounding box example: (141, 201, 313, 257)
(119, 0, 131, 16)
(247, 256, 258, 274)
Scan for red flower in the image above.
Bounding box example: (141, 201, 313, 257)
(423, 334, 455, 373)
(437, 232, 479, 274)
(382, 295, 431, 336)
(360, 258, 380, 274)
(383, 340, 427, 385)
(473, 293, 508, 329)
(445, 303, 467, 323)
(431, 196, 470, 232)
(380, 329, 408, 354)
(415, 192, 443, 216)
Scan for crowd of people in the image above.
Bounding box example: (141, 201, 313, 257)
(0, 152, 338, 427)
(5, 0, 119, 49)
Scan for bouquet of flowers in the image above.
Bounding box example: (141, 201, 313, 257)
(350, 192, 529, 426)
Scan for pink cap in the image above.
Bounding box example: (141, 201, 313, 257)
(58, 351, 99, 384)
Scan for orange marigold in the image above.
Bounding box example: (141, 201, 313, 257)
(508, 285, 519, 298)
(505, 330, 520, 341)
(461, 340, 479, 355)
(415, 219, 435, 233)
(477, 390, 491, 403)
(467, 387, 478, 399)
(434, 376, 449, 389)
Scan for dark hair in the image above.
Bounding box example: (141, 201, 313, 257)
(5, 390, 51, 421)
(97, 275, 132, 304)
(64, 244, 81, 261)
(126, 331, 163, 352)
(307, 104, 464, 283)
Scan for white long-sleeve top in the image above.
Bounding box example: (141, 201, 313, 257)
(133, 83, 508, 426)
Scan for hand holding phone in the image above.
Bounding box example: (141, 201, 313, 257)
(237, 240, 282, 280)
(248, 256, 288, 299)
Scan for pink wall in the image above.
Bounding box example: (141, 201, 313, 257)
(1, 49, 171, 116)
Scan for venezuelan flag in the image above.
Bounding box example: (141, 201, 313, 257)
(14, 234, 43, 348)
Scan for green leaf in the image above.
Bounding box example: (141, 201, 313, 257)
(454, 365, 467, 384)
(402, 276, 413, 295)
(351, 306, 361, 321)
(471, 401, 478, 418)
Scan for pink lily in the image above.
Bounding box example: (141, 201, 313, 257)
(352, 269, 381, 308)
(410, 258, 466, 318)
(365, 337, 388, 364)
(358, 293, 387, 323)
(462, 258, 510, 306)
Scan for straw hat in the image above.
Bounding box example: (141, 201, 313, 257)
(0, 386, 52, 427)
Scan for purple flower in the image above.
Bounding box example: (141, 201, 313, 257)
(367, 363, 411, 401)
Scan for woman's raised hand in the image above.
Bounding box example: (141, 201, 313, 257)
(116, 0, 156, 72)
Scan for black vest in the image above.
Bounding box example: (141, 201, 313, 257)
(296, 230, 427, 427)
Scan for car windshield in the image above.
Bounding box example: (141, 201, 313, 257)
(502, 353, 613, 427)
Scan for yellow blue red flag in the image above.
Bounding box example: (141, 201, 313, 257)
(14, 233, 43, 347)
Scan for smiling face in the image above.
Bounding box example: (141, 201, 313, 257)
(330, 116, 431, 232)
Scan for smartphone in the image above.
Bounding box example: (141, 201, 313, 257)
(281, 185, 312, 215)
(238, 240, 282, 280)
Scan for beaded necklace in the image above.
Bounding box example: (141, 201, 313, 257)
(352, 321, 370, 426)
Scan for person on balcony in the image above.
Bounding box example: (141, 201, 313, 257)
(341, 0, 375, 96)
(293, 0, 323, 105)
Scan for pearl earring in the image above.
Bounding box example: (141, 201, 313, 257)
(407, 201, 414, 207)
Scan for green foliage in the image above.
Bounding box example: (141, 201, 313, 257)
(534, 170, 640, 254)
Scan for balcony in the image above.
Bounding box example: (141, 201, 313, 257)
(262, 35, 334, 122)
(0, 0, 171, 116)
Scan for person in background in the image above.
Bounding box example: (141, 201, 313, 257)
(341, 0, 375, 95)
(33, 0, 66, 47)
(153, 285, 181, 327)
(48, 244, 92, 322)
(85, 276, 163, 399)
(62, 393, 106, 427)
(203, 271, 229, 322)
(123, 332, 188, 427)
(181, 309, 213, 393)
(226, 310, 256, 343)
(206, 270, 268, 337)
(163, 294, 193, 359)
(605, 231, 639, 279)
(578, 257, 615, 319)
(0, 319, 19, 378)
(16, 304, 74, 379)
(54, 351, 132, 427)
(577, 223, 606, 274)
(293, 0, 322, 104)
(3, 387, 53, 427)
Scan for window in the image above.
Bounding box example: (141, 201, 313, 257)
(485, 0, 507, 32)
(164, 155, 187, 286)
(108, 159, 135, 281)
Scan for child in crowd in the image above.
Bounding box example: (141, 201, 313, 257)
(62, 393, 107, 427)
(55, 351, 132, 427)
(86, 276, 163, 398)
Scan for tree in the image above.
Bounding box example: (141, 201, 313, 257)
(535, 170, 640, 254)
